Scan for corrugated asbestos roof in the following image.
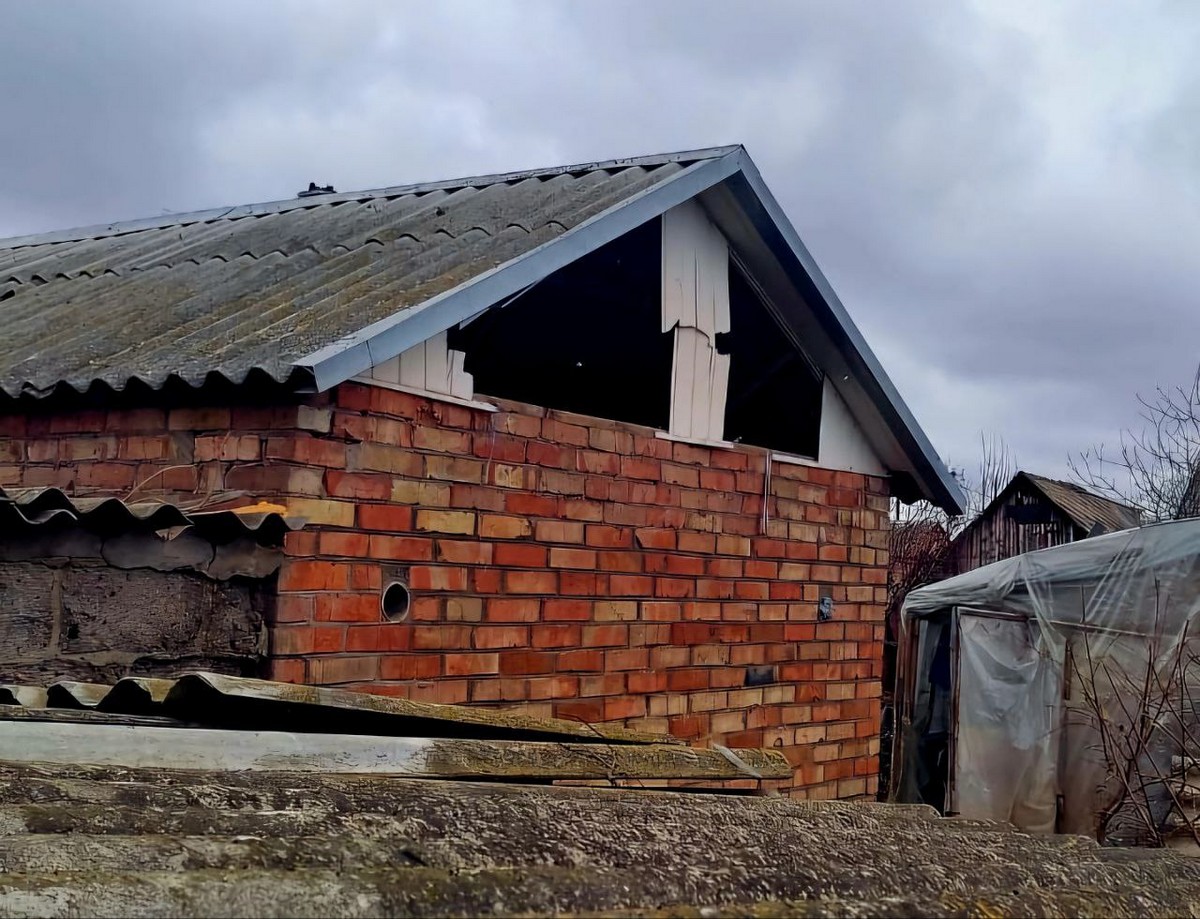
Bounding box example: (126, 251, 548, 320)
(1022, 473, 1143, 535)
(0, 145, 966, 514)
(0, 151, 713, 399)
(0, 486, 298, 545)
(2, 674, 1199, 916)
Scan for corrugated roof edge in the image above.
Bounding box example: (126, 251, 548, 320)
(0, 146, 741, 250)
(295, 145, 965, 515)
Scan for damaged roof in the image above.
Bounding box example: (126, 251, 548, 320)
(1021, 473, 1143, 535)
(0, 146, 963, 513)
(0, 486, 298, 545)
(1, 672, 1198, 917)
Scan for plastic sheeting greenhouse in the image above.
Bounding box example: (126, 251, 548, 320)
(891, 518, 1200, 843)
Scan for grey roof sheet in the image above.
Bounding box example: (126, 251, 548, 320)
(0, 486, 298, 545)
(0, 150, 722, 399)
(1022, 473, 1143, 535)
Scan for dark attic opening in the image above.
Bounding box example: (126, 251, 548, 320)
(721, 264, 823, 458)
(449, 218, 672, 430)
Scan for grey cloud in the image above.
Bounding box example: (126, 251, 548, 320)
(2, 0, 1198, 483)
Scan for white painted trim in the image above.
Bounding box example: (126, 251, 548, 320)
(654, 430, 817, 467)
(350, 375, 498, 413)
(771, 451, 820, 467)
(655, 430, 741, 452)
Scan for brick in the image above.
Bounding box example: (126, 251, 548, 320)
(296, 405, 332, 433)
(318, 532, 370, 557)
(356, 504, 414, 531)
(543, 599, 591, 621)
(497, 487, 554, 515)
(504, 570, 557, 594)
(307, 655, 378, 685)
(325, 470, 391, 500)
(494, 543, 547, 567)
(486, 598, 540, 622)
(677, 532, 716, 554)
(527, 441, 577, 469)
(594, 600, 637, 621)
(77, 463, 137, 490)
(534, 519, 584, 544)
(585, 525, 630, 549)
(473, 625, 529, 649)
(268, 658, 306, 683)
(314, 593, 380, 623)
(443, 652, 500, 676)
(549, 547, 596, 569)
(436, 540, 494, 565)
(576, 450, 620, 475)
(411, 624, 473, 651)
(479, 514, 531, 539)
(445, 597, 484, 622)
(348, 442, 422, 476)
(604, 696, 646, 721)
(634, 528, 676, 550)
(168, 407, 231, 431)
(415, 509, 475, 535)
(380, 656, 442, 680)
(390, 479, 452, 505)
(533, 624, 584, 649)
(620, 457, 660, 480)
(425, 455, 484, 483)
(279, 560, 352, 591)
(195, 434, 261, 462)
(527, 675, 580, 700)
(582, 624, 627, 647)
(285, 497, 356, 527)
(541, 418, 589, 446)
(499, 650, 555, 675)
(408, 565, 469, 591)
(345, 625, 412, 652)
(609, 575, 652, 596)
(368, 535, 434, 561)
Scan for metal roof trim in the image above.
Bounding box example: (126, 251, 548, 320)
(721, 149, 965, 515)
(0, 146, 741, 251)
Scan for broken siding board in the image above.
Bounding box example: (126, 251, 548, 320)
(662, 200, 732, 444)
(0, 721, 791, 779)
(368, 329, 476, 402)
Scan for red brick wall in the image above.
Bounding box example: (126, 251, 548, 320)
(0, 383, 890, 799)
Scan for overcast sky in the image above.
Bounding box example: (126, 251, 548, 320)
(3, 1, 1197, 483)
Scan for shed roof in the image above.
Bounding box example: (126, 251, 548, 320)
(0, 146, 963, 513)
(1022, 473, 1142, 535)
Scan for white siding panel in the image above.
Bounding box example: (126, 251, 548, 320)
(818, 378, 886, 475)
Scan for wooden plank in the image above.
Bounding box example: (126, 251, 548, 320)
(162, 672, 682, 745)
(0, 721, 791, 779)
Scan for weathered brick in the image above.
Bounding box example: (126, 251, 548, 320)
(479, 514, 531, 539)
(415, 509, 475, 535)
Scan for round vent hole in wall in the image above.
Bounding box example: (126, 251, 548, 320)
(381, 580, 412, 622)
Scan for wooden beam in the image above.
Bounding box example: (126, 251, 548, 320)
(0, 721, 791, 780)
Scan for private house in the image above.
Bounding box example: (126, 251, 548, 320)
(0, 145, 963, 798)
